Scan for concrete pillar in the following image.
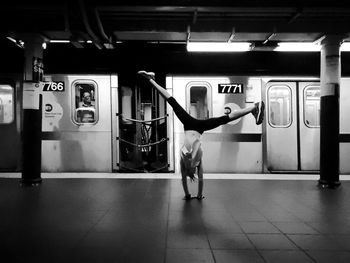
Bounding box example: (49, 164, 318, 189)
(21, 35, 43, 185)
(318, 35, 344, 188)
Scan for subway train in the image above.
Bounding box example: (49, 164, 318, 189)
(1, 73, 350, 174)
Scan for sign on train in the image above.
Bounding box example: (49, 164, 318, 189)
(42, 81, 65, 92)
(218, 83, 243, 94)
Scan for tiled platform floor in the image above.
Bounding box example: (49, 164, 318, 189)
(1, 177, 350, 263)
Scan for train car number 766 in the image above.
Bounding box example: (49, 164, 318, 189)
(42, 81, 65, 92)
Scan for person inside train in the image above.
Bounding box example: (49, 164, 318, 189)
(138, 70, 265, 201)
(76, 91, 95, 123)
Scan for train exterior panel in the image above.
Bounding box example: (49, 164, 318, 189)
(1, 73, 350, 175)
(263, 77, 350, 174)
(41, 75, 114, 172)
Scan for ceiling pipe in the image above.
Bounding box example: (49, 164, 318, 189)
(186, 25, 191, 43)
(262, 26, 277, 45)
(288, 7, 302, 24)
(63, 2, 84, 48)
(228, 27, 235, 42)
(186, 9, 198, 44)
(94, 7, 115, 49)
(192, 9, 198, 24)
(313, 35, 326, 45)
(6, 36, 24, 49)
(78, 0, 103, 49)
(263, 33, 276, 45)
(63, 2, 70, 33)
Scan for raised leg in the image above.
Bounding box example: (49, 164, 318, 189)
(228, 101, 265, 125)
(138, 70, 171, 99)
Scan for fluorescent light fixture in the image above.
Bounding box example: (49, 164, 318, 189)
(275, 42, 350, 52)
(49, 40, 70, 43)
(341, 43, 350, 52)
(6, 37, 24, 48)
(274, 42, 321, 52)
(187, 42, 252, 52)
(6, 36, 17, 43)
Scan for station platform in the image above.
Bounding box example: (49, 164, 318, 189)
(1, 173, 350, 263)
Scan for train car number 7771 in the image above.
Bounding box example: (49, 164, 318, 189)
(218, 83, 243, 94)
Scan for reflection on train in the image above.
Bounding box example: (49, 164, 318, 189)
(0, 74, 350, 174)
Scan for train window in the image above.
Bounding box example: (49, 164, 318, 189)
(304, 86, 320, 128)
(268, 85, 292, 127)
(0, 85, 14, 124)
(186, 82, 212, 119)
(72, 81, 98, 125)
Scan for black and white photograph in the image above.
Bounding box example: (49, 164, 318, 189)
(1, 1, 350, 262)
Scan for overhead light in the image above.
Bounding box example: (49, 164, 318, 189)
(6, 37, 24, 48)
(187, 42, 252, 52)
(49, 40, 70, 43)
(341, 43, 350, 52)
(42, 42, 47, 49)
(6, 36, 17, 43)
(275, 42, 350, 52)
(274, 42, 321, 52)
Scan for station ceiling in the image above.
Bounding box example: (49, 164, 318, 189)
(2, 0, 350, 50)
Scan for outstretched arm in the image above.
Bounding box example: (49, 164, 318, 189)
(138, 71, 171, 99)
(197, 161, 204, 198)
(180, 158, 191, 197)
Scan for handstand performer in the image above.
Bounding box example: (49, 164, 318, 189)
(138, 71, 265, 200)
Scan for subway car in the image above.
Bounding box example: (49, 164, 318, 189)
(0, 73, 350, 174)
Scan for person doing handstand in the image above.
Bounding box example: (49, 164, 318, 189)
(138, 71, 265, 201)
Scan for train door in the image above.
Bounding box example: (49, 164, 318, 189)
(299, 83, 320, 170)
(0, 79, 21, 171)
(115, 79, 169, 172)
(169, 76, 263, 174)
(265, 81, 320, 172)
(266, 82, 298, 171)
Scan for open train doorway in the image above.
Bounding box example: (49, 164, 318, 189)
(114, 75, 170, 172)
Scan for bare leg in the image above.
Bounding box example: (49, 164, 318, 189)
(149, 79, 171, 99)
(228, 102, 265, 125)
(228, 105, 256, 121)
(138, 70, 171, 99)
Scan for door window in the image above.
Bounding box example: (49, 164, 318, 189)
(304, 86, 320, 127)
(186, 82, 212, 119)
(0, 85, 14, 124)
(72, 80, 98, 124)
(268, 85, 292, 127)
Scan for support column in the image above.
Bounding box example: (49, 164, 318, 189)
(318, 35, 343, 188)
(21, 36, 43, 185)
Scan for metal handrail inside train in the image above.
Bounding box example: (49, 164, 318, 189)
(118, 113, 168, 123)
(118, 137, 167, 148)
